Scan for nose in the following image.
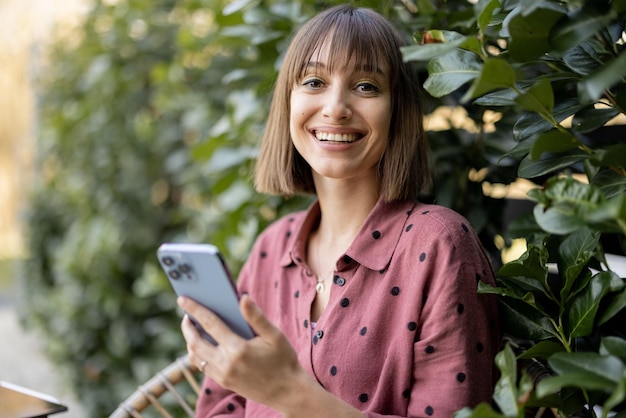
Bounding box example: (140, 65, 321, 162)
(322, 85, 352, 121)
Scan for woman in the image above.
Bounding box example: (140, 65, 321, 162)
(178, 5, 500, 417)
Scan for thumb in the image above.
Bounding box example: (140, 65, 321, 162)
(240, 294, 277, 338)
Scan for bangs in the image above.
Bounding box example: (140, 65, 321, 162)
(288, 8, 399, 85)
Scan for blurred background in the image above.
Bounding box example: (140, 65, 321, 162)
(1, 1, 88, 417)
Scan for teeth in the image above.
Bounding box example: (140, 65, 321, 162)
(315, 131, 359, 143)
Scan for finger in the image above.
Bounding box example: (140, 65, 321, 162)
(240, 294, 279, 339)
(178, 296, 240, 345)
(180, 315, 210, 368)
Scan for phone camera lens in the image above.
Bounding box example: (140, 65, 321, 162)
(179, 263, 192, 274)
(168, 270, 182, 280)
(162, 256, 175, 266)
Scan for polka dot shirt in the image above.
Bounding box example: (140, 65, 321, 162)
(196, 198, 500, 417)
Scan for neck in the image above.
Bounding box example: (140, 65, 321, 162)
(315, 177, 380, 245)
(310, 174, 380, 271)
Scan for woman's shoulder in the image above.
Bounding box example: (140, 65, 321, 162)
(255, 208, 309, 242)
(408, 201, 478, 240)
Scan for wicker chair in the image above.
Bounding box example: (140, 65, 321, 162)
(109, 355, 201, 418)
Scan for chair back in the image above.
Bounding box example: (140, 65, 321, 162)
(109, 355, 200, 418)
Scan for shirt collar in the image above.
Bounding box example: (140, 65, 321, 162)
(280, 197, 417, 272)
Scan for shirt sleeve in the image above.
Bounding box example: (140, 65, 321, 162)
(406, 219, 499, 417)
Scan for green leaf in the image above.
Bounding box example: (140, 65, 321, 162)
(518, 340, 565, 360)
(518, 152, 586, 179)
(579, 52, 626, 103)
(550, 7, 616, 52)
(601, 336, 626, 362)
(571, 107, 620, 133)
(507, 6, 564, 62)
(591, 143, 626, 170)
(530, 129, 581, 160)
(513, 99, 584, 141)
(603, 373, 626, 418)
(563, 38, 610, 77)
(537, 352, 624, 397)
(584, 193, 626, 233)
(423, 49, 482, 97)
(401, 31, 468, 62)
(476, 0, 501, 35)
(529, 176, 611, 234)
(591, 169, 626, 200)
(462, 58, 517, 102)
(598, 287, 626, 326)
(568, 271, 614, 338)
(558, 228, 600, 297)
(500, 299, 556, 340)
(493, 344, 520, 417)
(498, 244, 548, 282)
(515, 77, 554, 115)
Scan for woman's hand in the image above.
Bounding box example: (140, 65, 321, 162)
(178, 295, 304, 409)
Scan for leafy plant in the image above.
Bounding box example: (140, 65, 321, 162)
(401, 0, 626, 416)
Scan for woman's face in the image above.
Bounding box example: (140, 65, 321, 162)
(289, 41, 392, 186)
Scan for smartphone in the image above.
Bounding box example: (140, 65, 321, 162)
(157, 243, 255, 345)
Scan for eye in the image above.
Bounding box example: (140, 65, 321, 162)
(302, 78, 324, 89)
(356, 82, 380, 93)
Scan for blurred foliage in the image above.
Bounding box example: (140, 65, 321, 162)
(21, 0, 626, 416)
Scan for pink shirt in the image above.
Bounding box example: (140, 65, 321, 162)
(196, 198, 500, 417)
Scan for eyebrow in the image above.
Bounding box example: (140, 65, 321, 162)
(304, 61, 385, 76)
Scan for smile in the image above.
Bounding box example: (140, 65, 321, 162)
(314, 131, 362, 143)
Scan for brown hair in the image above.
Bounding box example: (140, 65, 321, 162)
(254, 5, 431, 201)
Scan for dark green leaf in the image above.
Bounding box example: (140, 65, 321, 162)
(551, 7, 616, 52)
(537, 352, 624, 397)
(603, 375, 626, 418)
(424, 49, 482, 97)
(476, 0, 501, 35)
(519, 152, 586, 179)
(462, 58, 517, 102)
(558, 228, 600, 298)
(515, 77, 554, 115)
(591, 169, 626, 199)
(601, 336, 626, 362)
(591, 144, 626, 170)
(530, 129, 581, 160)
(500, 298, 557, 340)
(507, 6, 564, 61)
(513, 99, 584, 141)
(571, 107, 620, 133)
(518, 340, 565, 360)
(579, 52, 626, 103)
(598, 287, 626, 325)
(498, 244, 548, 282)
(563, 38, 610, 76)
(568, 271, 614, 337)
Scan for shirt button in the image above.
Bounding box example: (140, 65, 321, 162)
(333, 275, 345, 286)
(316, 330, 324, 339)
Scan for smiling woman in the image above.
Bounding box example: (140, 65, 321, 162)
(179, 5, 501, 418)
